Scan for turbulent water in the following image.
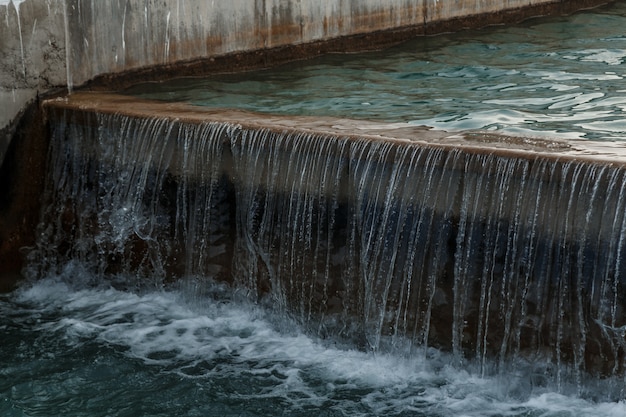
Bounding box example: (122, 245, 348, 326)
(3, 274, 626, 417)
(126, 1, 626, 141)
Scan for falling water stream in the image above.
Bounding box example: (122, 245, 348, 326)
(4, 3, 626, 417)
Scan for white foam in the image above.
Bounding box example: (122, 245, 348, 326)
(12, 277, 626, 416)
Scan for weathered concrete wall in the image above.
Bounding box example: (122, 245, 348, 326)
(0, 0, 613, 166)
(1, 0, 66, 163)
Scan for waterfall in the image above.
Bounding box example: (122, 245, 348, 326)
(28, 110, 233, 286)
(32, 108, 626, 388)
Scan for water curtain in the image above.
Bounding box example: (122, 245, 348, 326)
(32, 108, 626, 385)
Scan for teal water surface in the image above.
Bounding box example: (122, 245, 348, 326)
(2, 271, 626, 417)
(126, 1, 626, 141)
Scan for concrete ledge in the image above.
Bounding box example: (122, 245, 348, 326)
(46, 91, 626, 166)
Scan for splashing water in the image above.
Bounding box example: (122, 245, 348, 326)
(2, 272, 626, 417)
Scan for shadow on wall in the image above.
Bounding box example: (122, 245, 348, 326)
(0, 100, 48, 292)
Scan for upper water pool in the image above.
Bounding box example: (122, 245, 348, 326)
(124, 2, 626, 141)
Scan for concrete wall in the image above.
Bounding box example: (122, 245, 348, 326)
(0, 0, 613, 166)
(1, 0, 66, 163)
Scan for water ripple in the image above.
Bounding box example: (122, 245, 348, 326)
(124, 2, 626, 142)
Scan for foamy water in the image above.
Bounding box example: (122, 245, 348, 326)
(2, 268, 626, 417)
